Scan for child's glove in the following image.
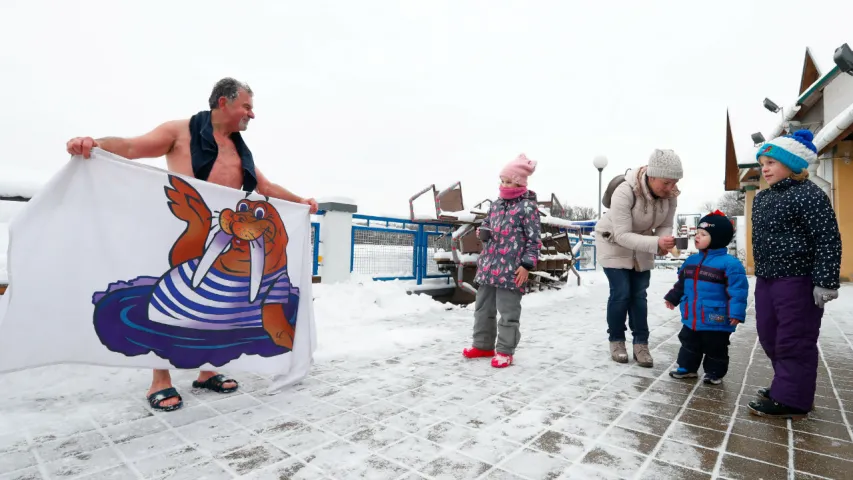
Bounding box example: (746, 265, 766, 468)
(813, 286, 838, 309)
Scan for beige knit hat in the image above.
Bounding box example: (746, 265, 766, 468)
(647, 149, 683, 180)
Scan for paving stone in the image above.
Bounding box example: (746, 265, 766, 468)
(4, 276, 853, 479)
(243, 457, 328, 479)
(216, 441, 289, 476)
(580, 443, 648, 479)
(132, 445, 210, 479)
(724, 433, 789, 468)
(654, 439, 719, 473)
(377, 435, 444, 470)
(0, 466, 43, 480)
(420, 450, 492, 480)
(719, 453, 789, 480)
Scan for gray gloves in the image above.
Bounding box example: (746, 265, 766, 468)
(814, 286, 838, 309)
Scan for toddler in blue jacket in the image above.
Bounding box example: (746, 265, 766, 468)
(664, 211, 748, 384)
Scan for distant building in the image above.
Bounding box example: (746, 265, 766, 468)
(725, 46, 853, 281)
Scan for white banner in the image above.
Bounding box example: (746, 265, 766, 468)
(0, 149, 316, 392)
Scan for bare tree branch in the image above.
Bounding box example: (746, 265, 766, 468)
(569, 206, 597, 221)
(716, 191, 745, 217)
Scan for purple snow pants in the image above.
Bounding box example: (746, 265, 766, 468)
(755, 276, 824, 412)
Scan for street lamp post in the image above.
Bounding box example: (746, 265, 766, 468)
(593, 155, 609, 219)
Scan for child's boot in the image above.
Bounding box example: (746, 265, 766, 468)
(463, 347, 495, 359)
(748, 397, 809, 420)
(703, 374, 722, 385)
(669, 367, 698, 379)
(756, 387, 814, 411)
(491, 353, 513, 368)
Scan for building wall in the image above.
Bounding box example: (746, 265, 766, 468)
(833, 141, 853, 283)
(798, 101, 824, 132)
(744, 187, 756, 275)
(823, 73, 853, 122)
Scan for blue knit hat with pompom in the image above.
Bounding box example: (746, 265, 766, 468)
(755, 129, 817, 174)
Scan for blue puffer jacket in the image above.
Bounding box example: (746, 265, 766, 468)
(663, 248, 748, 332)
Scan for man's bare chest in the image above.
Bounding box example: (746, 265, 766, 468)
(205, 138, 243, 189)
(168, 134, 244, 189)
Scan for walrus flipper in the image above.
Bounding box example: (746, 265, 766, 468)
(164, 175, 213, 267)
(261, 275, 299, 350)
(262, 303, 295, 349)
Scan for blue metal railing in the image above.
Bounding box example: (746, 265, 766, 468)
(347, 214, 597, 281)
(350, 214, 454, 283)
(311, 222, 320, 276)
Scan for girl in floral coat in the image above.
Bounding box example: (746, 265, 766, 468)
(463, 154, 542, 368)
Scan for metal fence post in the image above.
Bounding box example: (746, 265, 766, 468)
(415, 224, 424, 285)
(311, 222, 321, 276)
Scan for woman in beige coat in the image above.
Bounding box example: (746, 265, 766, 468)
(594, 149, 682, 367)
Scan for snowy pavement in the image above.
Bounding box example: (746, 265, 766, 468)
(2, 271, 853, 479)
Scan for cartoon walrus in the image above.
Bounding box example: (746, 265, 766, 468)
(91, 174, 300, 369)
(146, 175, 296, 348)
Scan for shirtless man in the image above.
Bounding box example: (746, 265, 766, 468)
(66, 77, 319, 411)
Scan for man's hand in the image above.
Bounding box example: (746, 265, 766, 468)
(514, 266, 529, 287)
(300, 197, 319, 214)
(658, 236, 676, 251)
(665, 300, 675, 310)
(66, 137, 99, 159)
(730, 319, 740, 326)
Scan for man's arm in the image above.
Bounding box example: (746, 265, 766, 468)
(255, 167, 303, 203)
(255, 167, 318, 213)
(94, 121, 181, 159)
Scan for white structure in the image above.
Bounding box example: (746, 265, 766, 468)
(317, 201, 357, 284)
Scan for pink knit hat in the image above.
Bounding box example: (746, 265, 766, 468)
(500, 153, 537, 186)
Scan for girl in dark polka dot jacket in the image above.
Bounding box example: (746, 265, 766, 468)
(748, 129, 842, 420)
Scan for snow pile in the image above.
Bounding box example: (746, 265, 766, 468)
(311, 274, 459, 360)
(519, 269, 601, 309)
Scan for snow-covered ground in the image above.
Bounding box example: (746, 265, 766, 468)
(2, 269, 853, 479)
(0, 200, 27, 284)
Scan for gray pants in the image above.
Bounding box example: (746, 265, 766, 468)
(473, 284, 523, 355)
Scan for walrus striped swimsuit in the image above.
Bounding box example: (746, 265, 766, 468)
(147, 258, 293, 330)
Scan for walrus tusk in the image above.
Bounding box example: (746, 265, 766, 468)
(193, 230, 232, 288)
(249, 236, 265, 303)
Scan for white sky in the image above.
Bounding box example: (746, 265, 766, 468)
(1, 0, 852, 217)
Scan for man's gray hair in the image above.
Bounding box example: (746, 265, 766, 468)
(208, 77, 253, 109)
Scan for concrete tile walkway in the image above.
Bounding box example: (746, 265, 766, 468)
(2, 274, 853, 479)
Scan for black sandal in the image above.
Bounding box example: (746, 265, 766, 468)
(147, 387, 183, 412)
(192, 374, 239, 394)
